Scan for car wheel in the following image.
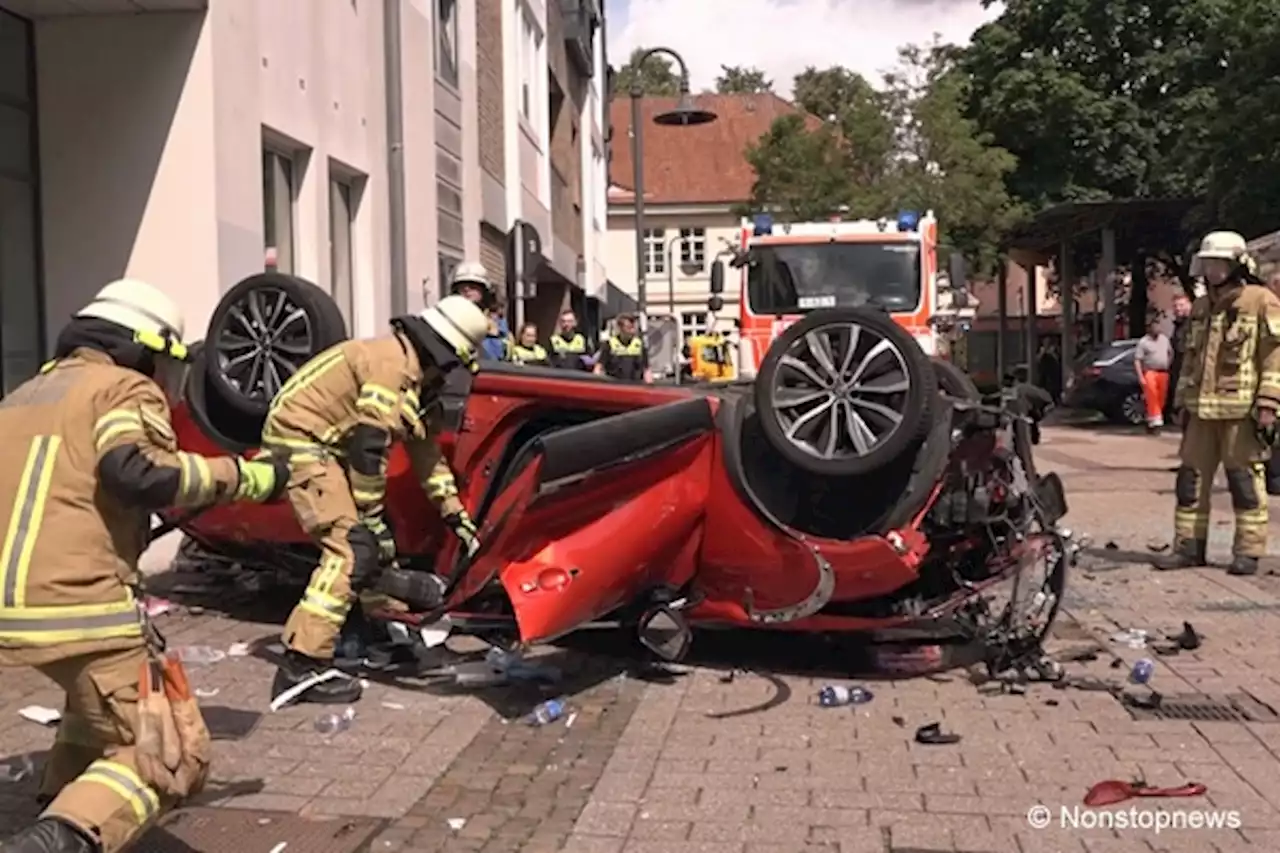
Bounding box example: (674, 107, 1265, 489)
(931, 357, 980, 400)
(205, 273, 348, 418)
(1117, 389, 1145, 426)
(183, 346, 264, 453)
(754, 308, 936, 477)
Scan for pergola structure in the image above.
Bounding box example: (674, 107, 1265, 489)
(998, 198, 1199, 386)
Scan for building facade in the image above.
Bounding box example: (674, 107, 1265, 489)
(603, 93, 815, 343)
(0, 0, 611, 395)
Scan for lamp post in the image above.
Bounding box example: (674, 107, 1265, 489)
(664, 233, 702, 318)
(629, 47, 717, 331)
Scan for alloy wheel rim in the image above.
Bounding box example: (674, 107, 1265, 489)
(214, 287, 315, 402)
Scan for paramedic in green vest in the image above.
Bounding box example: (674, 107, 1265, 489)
(595, 313, 653, 382)
(549, 310, 591, 371)
(510, 322, 549, 366)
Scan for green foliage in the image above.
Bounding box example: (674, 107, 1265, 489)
(715, 65, 773, 94)
(743, 115, 853, 221)
(614, 48, 681, 97)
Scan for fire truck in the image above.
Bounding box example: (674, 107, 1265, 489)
(709, 210, 975, 379)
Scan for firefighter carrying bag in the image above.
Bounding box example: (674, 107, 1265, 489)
(135, 651, 212, 799)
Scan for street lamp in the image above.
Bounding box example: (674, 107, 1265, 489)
(629, 47, 717, 330)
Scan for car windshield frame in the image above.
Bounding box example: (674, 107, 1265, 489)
(745, 241, 923, 315)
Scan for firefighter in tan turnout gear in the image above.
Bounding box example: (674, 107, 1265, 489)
(265, 295, 489, 705)
(1155, 231, 1280, 576)
(0, 280, 286, 853)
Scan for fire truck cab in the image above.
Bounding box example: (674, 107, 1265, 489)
(710, 210, 975, 379)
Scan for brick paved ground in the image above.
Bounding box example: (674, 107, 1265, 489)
(5, 425, 1280, 852)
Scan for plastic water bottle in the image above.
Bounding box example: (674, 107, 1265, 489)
(524, 699, 565, 726)
(817, 685, 874, 707)
(314, 706, 356, 735)
(1129, 659, 1155, 685)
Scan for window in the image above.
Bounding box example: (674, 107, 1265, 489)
(435, 0, 459, 88)
(439, 253, 461, 300)
(681, 311, 709, 343)
(0, 9, 42, 392)
(518, 7, 543, 123)
(746, 242, 922, 315)
(329, 170, 358, 324)
(679, 227, 706, 271)
(642, 228, 665, 276)
(262, 146, 296, 274)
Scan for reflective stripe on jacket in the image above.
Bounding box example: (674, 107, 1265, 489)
(511, 344, 548, 365)
(262, 334, 463, 517)
(0, 349, 244, 665)
(1176, 283, 1280, 419)
(550, 333, 587, 354)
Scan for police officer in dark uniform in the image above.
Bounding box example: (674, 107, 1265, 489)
(549, 310, 591, 371)
(595, 314, 652, 383)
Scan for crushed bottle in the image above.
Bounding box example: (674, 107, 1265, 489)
(314, 706, 356, 735)
(524, 699, 566, 726)
(817, 685, 874, 707)
(1129, 658, 1155, 685)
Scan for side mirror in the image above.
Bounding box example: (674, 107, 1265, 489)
(637, 606, 692, 662)
(707, 295, 724, 313)
(709, 260, 726, 294)
(947, 253, 968, 291)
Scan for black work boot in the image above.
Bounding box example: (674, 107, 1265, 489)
(1228, 555, 1260, 576)
(1152, 539, 1208, 571)
(0, 817, 98, 852)
(271, 650, 363, 705)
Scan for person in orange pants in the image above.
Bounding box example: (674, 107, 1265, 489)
(1135, 317, 1173, 433)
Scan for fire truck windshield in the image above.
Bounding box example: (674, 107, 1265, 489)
(745, 242, 922, 315)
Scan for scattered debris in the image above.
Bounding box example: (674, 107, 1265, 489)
(194, 688, 220, 698)
(1045, 699, 1060, 707)
(525, 698, 566, 726)
(447, 818, 467, 831)
(226, 642, 250, 657)
(914, 722, 961, 745)
(1110, 629, 1148, 649)
(18, 705, 60, 727)
(891, 715, 906, 727)
(314, 706, 356, 735)
(1170, 622, 1202, 650)
(175, 646, 226, 665)
(873, 644, 944, 675)
(143, 596, 175, 617)
(565, 711, 579, 729)
(718, 670, 737, 684)
(1083, 779, 1206, 807)
(419, 616, 453, 648)
(268, 844, 287, 853)
(1129, 659, 1154, 685)
(817, 685, 873, 707)
(381, 701, 405, 710)
(0, 755, 34, 783)
(1109, 658, 1125, 669)
(1105, 541, 1119, 550)
(270, 669, 347, 712)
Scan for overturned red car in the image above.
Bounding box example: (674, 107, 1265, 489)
(166, 273, 1071, 666)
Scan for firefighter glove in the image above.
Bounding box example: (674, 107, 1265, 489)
(361, 514, 398, 565)
(235, 455, 289, 503)
(445, 510, 481, 558)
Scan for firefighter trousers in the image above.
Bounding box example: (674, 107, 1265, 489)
(36, 645, 172, 853)
(1175, 416, 1271, 557)
(280, 459, 400, 660)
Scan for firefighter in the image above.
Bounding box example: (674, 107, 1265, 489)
(264, 295, 489, 705)
(510, 322, 549, 366)
(1155, 231, 1280, 576)
(549, 310, 590, 371)
(0, 280, 286, 853)
(595, 314, 652, 382)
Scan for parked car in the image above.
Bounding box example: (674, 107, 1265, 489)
(1064, 340, 1144, 425)
(164, 273, 1071, 667)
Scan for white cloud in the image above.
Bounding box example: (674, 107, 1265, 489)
(608, 0, 1002, 95)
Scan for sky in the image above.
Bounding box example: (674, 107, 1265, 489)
(605, 0, 1004, 95)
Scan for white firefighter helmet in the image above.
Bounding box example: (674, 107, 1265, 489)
(451, 261, 491, 290)
(1195, 231, 1248, 261)
(76, 278, 188, 358)
(421, 295, 489, 361)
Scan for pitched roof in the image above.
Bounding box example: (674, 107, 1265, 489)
(608, 92, 822, 206)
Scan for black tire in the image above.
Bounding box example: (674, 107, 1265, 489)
(1107, 390, 1146, 426)
(204, 273, 348, 418)
(754, 307, 936, 477)
(182, 346, 264, 453)
(878, 398, 955, 532)
(931, 357, 979, 400)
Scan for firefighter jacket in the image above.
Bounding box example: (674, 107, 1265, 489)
(510, 343, 548, 365)
(549, 332, 589, 370)
(1176, 283, 1280, 419)
(262, 333, 465, 520)
(0, 348, 245, 666)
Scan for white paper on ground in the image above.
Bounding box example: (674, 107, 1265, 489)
(19, 706, 60, 726)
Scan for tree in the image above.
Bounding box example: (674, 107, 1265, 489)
(613, 48, 681, 97)
(879, 42, 1022, 271)
(957, 0, 1233, 211)
(792, 67, 894, 197)
(715, 65, 773, 94)
(742, 115, 853, 221)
